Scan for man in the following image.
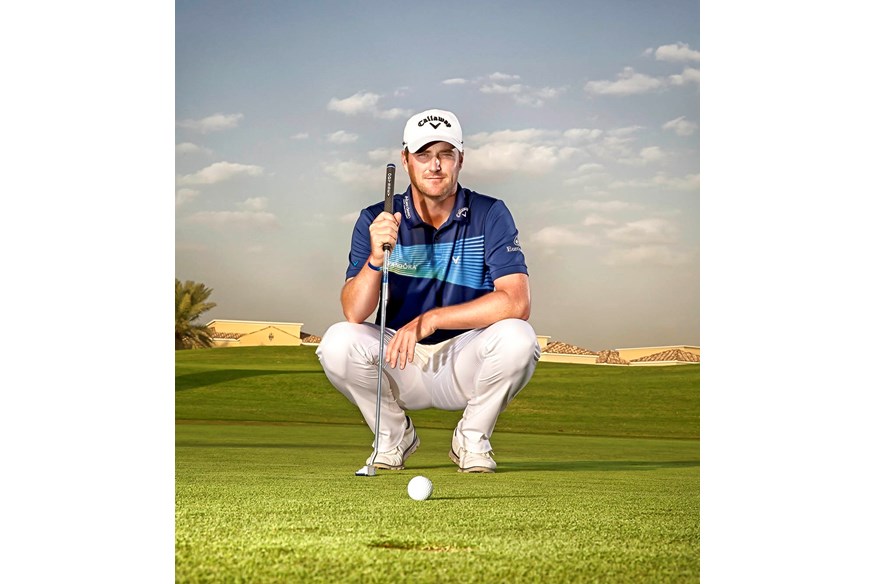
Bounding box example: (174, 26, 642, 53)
(317, 109, 540, 473)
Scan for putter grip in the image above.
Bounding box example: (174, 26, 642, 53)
(383, 164, 396, 251)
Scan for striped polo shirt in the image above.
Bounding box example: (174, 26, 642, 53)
(346, 185, 528, 344)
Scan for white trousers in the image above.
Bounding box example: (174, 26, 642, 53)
(316, 319, 541, 454)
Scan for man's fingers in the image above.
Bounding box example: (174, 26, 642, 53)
(385, 330, 416, 370)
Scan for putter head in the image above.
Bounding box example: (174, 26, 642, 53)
(355, 464, 376, 477)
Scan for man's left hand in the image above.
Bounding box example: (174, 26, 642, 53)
(385, 312, 437, 369)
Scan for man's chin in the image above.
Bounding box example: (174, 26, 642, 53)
(417, 181, 455, 200)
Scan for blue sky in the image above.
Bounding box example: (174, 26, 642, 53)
(175, 0, 700, 349)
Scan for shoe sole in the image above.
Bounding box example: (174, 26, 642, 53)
(448, 448, 495, 473)
(373, 434, 420, 470)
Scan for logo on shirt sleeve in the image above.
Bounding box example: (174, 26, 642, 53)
(506, 236, 522, 252)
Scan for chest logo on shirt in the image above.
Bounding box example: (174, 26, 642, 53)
(456, 207, 468, 219)
(452, 256, 461, 264)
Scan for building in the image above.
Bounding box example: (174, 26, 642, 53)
(539, 336, 699, 366)
(206, 319, 304, 348)
(204, 323, 699, 366)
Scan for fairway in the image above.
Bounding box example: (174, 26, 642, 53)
(176, 347, 699, 582)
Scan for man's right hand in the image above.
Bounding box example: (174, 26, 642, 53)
(368, 211, 402, 266)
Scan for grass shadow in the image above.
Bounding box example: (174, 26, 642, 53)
(175, 369, 323, 391)
(498, 460, 699, 472)
(404, 460, 698, 473)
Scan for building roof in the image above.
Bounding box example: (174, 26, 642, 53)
(630, 349, 700, 363)
(544, 341, 598, 355)
(209, 328, 245, 340)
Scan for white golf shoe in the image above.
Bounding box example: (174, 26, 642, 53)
(449, 431, 496, 473)
(370, 416, 420, 470)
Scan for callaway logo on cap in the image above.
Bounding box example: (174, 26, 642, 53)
(403, 109, 464, 154)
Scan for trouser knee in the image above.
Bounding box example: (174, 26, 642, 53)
(316, 321, 375, 374)
(483, 319, 541, 365)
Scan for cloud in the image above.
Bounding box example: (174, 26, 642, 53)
(327, 91, 410, 120)
(340, 211, 361, 223)
(606, 218, 677, 244)
(512, 87, 566, 107)
(290, 132, 309, 140)
(177, 161, 264, 186)
(582, 214, 615, 227)
(563, 128, 604, 141)
(176, 188, 199, 206)
(575, 163, 606, 173)
(185, 210, 279, 228)
(466, 142, 564, 176)
(585, 67, 664, 96)
(669, 67, 700, 86)
(663, 116, 698, 136)
(328, 91, 379, 115)
(327, 130, 359, 144)
(602, 245, 692, 266)
(619, 146, 667, 166)
(463, 128, 574, 175)
(442, 78, 468, 85)
(646, 42, 700, 63)
(480, 83, 524, 95)
(608, 172, 700, 192)
(530, 226, 597, 247)
(368, 147, 399, 162)
(582, 127, 641, 160)
(477, 74, 564, 107)
(238, 197, 268, 211)
(323, 160, 378, 184)
(563, 163, 609, 186)
(176, 142, 211, 155)
(573, 199, 639, 212)
(652, 172, 700, 190)
(177, 113, 244, 133)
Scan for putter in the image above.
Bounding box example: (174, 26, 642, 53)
(355, 163, 396, 477)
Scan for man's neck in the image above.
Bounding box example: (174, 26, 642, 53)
(413, 187, 457, 229)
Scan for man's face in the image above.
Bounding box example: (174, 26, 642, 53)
(402, 141, 464, 203)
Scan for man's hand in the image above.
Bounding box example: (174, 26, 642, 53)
(385, 311, 437, 370)
(368, 211, 402, 266)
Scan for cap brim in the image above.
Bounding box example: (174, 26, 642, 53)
(405, 136, 464, 153)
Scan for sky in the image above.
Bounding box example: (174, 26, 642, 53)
(175, 0, 700, 350)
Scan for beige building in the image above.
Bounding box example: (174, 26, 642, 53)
(538, 336, 699, 367)
(204, 324, 698, 366)
(207, 319, 304, 348)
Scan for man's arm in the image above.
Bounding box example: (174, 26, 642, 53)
(384, 272, 531, 369)
(341, 211, 402, 323)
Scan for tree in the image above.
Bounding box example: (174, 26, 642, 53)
(176, 279, 217, 350)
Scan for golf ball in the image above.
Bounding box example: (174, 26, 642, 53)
(407, 476, 433, 501)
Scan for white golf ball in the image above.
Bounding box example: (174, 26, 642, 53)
(407, 475, 433, 501)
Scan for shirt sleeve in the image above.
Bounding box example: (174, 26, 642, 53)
(345, 207, 377, 280)
(483, 200, 528, 281)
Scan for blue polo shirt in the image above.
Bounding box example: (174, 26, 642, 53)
(346, 185, 528, 344)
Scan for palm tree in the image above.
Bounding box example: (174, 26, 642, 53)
(176, 279, 217, 350)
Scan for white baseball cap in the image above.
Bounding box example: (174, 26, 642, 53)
(402, 109, 464, 153)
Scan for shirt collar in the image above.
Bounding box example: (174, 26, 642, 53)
(401, 185, 470, 228)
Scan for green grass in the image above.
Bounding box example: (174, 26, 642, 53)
(176, 346, 699, 582)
